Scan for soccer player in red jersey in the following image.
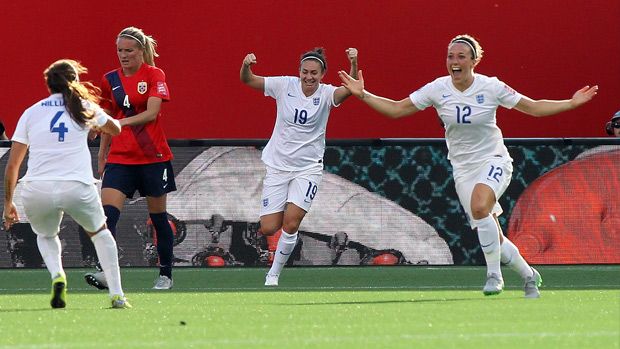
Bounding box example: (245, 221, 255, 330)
(85, 26, 176, 290)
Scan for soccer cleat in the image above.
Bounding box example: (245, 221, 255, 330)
(111, 295, 132, 309)
(153, 275, 173, 290)
(524, 267, 543, 298)
(482, 273, 504, 296)
(84, 270, 108, 290)
(264, 273, 279, 286)
(50, 273, 67, 309)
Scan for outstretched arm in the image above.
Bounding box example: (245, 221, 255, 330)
(514, 85, 598, 117)
(240, 53, 265, 91)
(334, 48, 359, 105)
(338, 70, 419, 119)
(86, 108, 122, 137)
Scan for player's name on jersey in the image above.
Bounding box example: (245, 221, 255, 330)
(41, 100, 65, 107)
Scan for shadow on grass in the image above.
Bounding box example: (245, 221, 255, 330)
(276, 296, 521, 306)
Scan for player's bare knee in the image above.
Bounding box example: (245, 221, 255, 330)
(471, 206, 491, 220)
(281, 220, 301, 234)
(260, 226, 280, 236)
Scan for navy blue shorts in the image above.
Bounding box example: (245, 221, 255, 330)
(101, 161, 177, 199)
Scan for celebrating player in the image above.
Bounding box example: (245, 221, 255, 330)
(84, 26, 176, 290)
(240, 47, 358, 286)
(338, 34, 598, 298)
(3, 59, 129, 308)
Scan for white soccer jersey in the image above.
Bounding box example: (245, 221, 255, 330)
(12, 93, 110, 184)
(261, 76, 338, 171)
(409, 74, 522, 173)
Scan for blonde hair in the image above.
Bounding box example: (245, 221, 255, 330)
(449, 34, 484, 63)
(118, 26, 159, 66)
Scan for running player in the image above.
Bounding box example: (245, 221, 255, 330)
(240, 47, 358, 286)
(338, 34, 598, 298)
(3, 59, 129, 308)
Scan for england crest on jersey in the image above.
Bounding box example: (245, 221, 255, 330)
(476, 94, 484, 104)
(137, 81, 148, 94)
(313, 97, 320, 106)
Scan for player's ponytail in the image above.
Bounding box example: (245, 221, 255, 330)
(44, 59, 101, 126)
(118, 26, 159, 66)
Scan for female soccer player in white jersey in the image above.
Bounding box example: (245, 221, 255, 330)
(338, 34, 598, 298)
(3, 59, 130, 309)
(241, 47, 358, 286)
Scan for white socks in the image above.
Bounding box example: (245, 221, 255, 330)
(267, 230, 298, 276)
(475, 214, 534, 280)
(37, 235, 64, 278)
(91, 229, 124, 297)
(501, 238, 534, 279)
(474, 214, 502, 277)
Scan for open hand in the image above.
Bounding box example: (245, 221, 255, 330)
(338, 70, 365, 98)
(571, 85, 598, 108)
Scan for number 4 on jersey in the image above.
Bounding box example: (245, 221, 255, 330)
(123, 95, 131, 108)
(50, 111, 68, 142)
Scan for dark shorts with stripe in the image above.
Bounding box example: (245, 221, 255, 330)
(102, 161, 177, 199)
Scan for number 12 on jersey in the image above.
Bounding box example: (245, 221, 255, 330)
(455, 106, 472, 124)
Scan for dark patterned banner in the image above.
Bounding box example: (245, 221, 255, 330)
(1, 140, 618, 267)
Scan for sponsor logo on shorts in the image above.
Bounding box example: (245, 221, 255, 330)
(263, 198, 269, 207)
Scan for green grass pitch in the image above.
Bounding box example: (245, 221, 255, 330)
(0, 265, 618, 349)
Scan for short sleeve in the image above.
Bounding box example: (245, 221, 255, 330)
(264, 76, 287, 99)
(99, 76, 113, 112)
(494, 78, 522, 109)
(324, 84, 339, 107)
(149, 68, 171, 101)
(12, 110, 30, 145)
(83, 100, 111, 127)
(409, 81, 435, 110)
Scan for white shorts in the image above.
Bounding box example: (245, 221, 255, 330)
(453, 157, 513, 228)
(260, 166, 323, 216)
(20, 181, 106, 237)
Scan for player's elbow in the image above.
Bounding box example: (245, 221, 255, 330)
(104, 119, 122, 136)
(389, 106, 415, 119)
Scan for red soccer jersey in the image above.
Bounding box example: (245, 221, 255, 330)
(100, 63, 172, 164)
